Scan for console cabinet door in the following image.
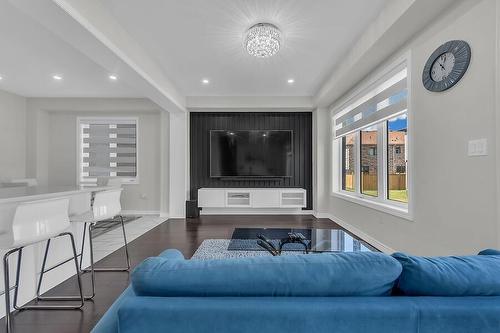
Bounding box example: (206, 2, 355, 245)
(198, 189, 225, 207)
(251, 189, 281, 208)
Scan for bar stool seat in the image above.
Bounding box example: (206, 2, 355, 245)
(70, 188, 130, 299)
(0, 198, 84, 333)
(0, 178, 38, 188)
(69, 210, 94, 224)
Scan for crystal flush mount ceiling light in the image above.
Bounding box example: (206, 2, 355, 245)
(245, 23, 281, 58)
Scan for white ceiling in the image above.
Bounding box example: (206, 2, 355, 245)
(0, 1, 140, 98)
(0, 0, 390, 99)
(100, 0, 389, 97)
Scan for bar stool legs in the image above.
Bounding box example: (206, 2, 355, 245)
(37, 232, 94, 301)
(80, 215, 131, 273)
(78, 215, 131, 299)
(3, 232, 84, 333)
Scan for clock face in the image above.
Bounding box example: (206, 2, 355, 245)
(430, 52, 455, 82)
(422, 40, 471, 92)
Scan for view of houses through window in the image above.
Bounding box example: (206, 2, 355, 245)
(339, 114, 408, 204)
(387, 113, 408, 202)
(334, 62, 409, 213)
(361, 126, 378, 197)
(341, 133, 356, 192)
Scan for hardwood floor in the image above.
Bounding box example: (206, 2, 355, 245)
(0, 215, 364, 333)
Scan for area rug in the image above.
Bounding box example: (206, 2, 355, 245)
(191, 239, 300, 260)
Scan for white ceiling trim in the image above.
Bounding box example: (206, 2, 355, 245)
(27, 97, 161, 113)
(187, 96, 313, 112)
(50, 0, 185, 113)
(314, 0, 457, 108)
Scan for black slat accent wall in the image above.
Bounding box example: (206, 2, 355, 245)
(190, 112, 313, 209)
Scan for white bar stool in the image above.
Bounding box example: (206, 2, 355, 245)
(70, 188, 130, 299)
(0, 198, 84, 333)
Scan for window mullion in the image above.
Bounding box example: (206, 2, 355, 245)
(380, 122, 388, 202)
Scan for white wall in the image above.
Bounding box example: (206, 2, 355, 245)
(0, 90, 26, 179)
(169, 111, 188, 217)
(26, 98, 165, 213)
(317, 0, 499, 256)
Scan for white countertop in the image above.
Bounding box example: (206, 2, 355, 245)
(0, 185, 112, 204)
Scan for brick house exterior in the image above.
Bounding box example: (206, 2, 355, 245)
(344, 130, 406, 175)
(387, 131, 406, 174)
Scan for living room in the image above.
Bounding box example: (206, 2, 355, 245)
(0, 0, 499, 332)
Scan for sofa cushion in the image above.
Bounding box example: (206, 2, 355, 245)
(478, 249, 500, 256)
(115, 296, 500, 333)
(158, 248, 185, 260)
(393, 252, 500, 296)
(131, 251, 402, 297)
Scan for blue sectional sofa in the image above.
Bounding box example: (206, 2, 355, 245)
(93, 248, 500, 333)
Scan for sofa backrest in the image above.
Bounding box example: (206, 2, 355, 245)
(131, 252, 402, 297)
(393, 252, 500, 296)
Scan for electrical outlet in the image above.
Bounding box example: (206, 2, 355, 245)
(468, 138, 488, 156)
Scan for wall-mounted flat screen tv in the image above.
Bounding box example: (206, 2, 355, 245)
(210, 130, 293, 177)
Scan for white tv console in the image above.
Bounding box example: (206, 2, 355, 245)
(197, 188, 306, 211)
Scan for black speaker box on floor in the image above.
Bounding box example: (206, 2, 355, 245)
(186, 200, 200, 218)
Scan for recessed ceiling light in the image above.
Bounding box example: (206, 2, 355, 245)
(52, 74, 63, 80)
(287, 79, 295, 84)
(109, 74, 118, 81)
(201, 79, 210, 84)
(0, 76, 3, 81)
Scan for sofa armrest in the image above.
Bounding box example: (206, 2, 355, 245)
(91, 286, 136, 333)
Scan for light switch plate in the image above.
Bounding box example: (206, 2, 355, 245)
(468, 138, 488, 156)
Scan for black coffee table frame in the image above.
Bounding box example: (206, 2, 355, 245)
(257, 232, 309, 256)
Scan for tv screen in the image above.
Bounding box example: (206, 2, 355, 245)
(210, 130, 293, 177)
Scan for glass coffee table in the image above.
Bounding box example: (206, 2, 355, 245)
(228, 227, 377, 253)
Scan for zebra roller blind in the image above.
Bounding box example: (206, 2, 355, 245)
(333, 63, 408, 138)
(79, 118, 137, 184)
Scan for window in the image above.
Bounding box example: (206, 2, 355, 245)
(361, 126, 378, 197)
(387, 114, 408, 202)
(78, 117, 138, 185)
(332, 60, 410, 216)
(341, 133, 356, 192)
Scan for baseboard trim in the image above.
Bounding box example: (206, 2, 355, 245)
(121, 210, 160, 216)
(314, 212, 396, 254)
(200, 208, 316, 215)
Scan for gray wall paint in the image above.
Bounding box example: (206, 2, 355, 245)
(0, 90, 26, 179)
(47, 111, 162, 211)
(318, 0, 499, 255)
(24, 98, 164, 212)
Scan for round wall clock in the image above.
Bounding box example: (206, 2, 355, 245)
(422, 40, 471, 92)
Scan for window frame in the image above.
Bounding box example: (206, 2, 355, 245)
(330, 54, 413, 220)
(76, 116, 140, 186)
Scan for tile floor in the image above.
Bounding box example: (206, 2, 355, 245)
(91, 215, 165, 262)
